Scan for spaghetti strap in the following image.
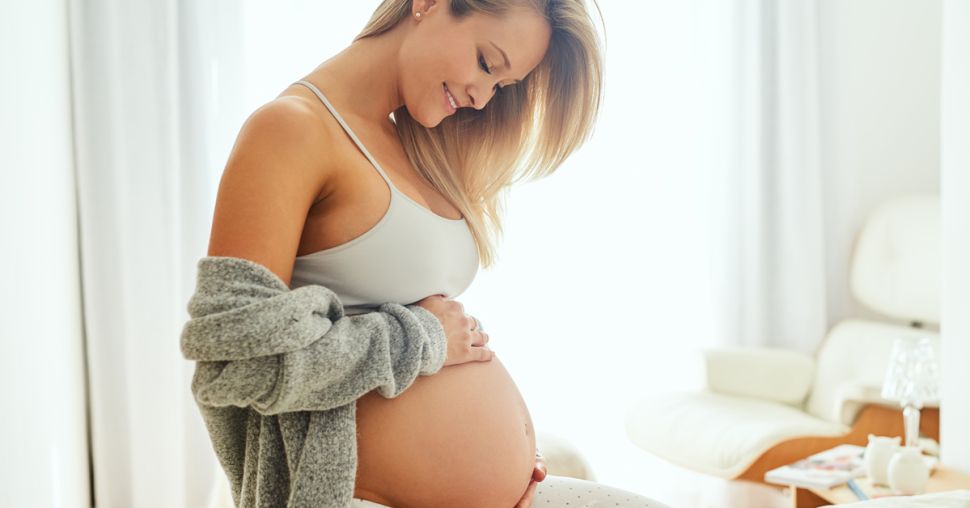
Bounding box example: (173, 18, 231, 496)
(293, 79, 395, 188)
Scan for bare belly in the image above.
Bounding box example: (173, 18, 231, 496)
(353, 354, 536, 508)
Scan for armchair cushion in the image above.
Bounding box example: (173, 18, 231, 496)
(831, 381, 940, 427)
(625, 391, 847, 479)
(704, 347, 815, 406)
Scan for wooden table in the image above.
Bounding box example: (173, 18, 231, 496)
(788, 465, 970, 507)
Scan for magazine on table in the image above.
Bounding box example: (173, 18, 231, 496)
(764, 444, 867, 490)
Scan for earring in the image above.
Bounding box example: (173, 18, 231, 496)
(415, 12, 422, 18)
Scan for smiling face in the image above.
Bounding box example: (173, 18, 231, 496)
(398, 0, 552, 127)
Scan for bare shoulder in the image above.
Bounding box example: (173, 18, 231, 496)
(206, 94, 340, 286)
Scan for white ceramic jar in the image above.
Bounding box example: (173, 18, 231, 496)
(888, 446, 930, 495)
(864, 434, 901, 486)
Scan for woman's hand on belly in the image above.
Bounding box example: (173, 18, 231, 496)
(514, 454, 548, 508)
(413, 295, 493, 366)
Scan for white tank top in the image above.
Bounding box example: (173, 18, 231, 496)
(289, 79, 479, 315)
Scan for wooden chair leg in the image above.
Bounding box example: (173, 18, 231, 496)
(790, 486, 830, 508)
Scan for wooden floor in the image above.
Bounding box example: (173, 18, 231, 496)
(584, 446, 792, 508)
(640, 459, 790, 508)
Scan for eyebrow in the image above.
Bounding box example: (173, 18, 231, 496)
(489, 40, 521, 84)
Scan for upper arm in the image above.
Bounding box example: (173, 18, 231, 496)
(206, 97, 334, 287)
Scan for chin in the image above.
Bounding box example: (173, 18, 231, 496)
(406, 110, 435, 129)
(398, 101, 444, 129)
(422, 112, 445, 129)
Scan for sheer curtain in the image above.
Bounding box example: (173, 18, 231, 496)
(2, 0, 828, 505)
(709, 0, 828, 355)
(1, 2, 90, 506)
(68, 0, 241, 506)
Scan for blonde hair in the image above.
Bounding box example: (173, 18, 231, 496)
(355, 0, 605, 269)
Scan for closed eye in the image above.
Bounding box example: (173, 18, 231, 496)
(478, 51, 502, 93)
(478, 51, 491, 75)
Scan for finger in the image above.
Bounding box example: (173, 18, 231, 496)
(472, 345, 494, 362)
(470, 331, 489, 347)
(533, 462, 547, 482)
(514, 479, 538, 508)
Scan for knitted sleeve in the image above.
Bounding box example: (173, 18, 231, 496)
(179, 256, 448, 416)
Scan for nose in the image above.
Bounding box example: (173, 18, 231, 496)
(466, 83, 496, 110)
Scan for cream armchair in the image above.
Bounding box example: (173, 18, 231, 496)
(625, 194, 941, 483)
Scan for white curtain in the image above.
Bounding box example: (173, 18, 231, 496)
(1, 2, 90, 506)
(68, 0, 239, 506)
(706, 0, 828, 355)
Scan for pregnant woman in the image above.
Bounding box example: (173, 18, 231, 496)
(199, 0, 666, 506)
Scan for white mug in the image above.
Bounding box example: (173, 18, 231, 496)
(864, 434, 901, 486)
(888, 446, 930, 495)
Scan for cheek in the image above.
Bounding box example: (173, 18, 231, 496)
(425, 40, 474, 82)
(410, 55, 460, 105)
(408, 53, 444, 93)
(403, 31, 474, 91)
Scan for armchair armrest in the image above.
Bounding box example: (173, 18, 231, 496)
(833, 382, 940, 427)
(704, 347, 815, 406)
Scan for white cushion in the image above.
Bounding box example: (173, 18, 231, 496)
(535, 431, 596, 481)
(704, 347, 815, 406)
(625, 391, 847, 479)
(849, 194, 940, 325)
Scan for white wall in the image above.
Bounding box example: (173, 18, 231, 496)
(818, 0, 942, 330)
(940, 0, 970, 474)
(0, 1, 91, 506)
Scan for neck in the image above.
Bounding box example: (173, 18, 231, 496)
(305, 22, 409, 126)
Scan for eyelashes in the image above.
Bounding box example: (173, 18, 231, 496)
(477, 51, 491, 74)
(478, 51, 501, 93)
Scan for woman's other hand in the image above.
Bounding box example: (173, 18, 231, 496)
(413, 294, 493, 367)
(514, 454, 548, 508)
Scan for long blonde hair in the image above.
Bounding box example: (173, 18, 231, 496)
(355, 0, 605, 269)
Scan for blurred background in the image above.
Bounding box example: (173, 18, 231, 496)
(2, 0, 968, 507)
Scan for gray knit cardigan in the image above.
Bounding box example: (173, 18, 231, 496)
(180, 256, 450, 507)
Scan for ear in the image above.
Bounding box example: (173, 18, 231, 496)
(412, 0, 438, 17)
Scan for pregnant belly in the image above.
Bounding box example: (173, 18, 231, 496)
(353, 354, 536, 508)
